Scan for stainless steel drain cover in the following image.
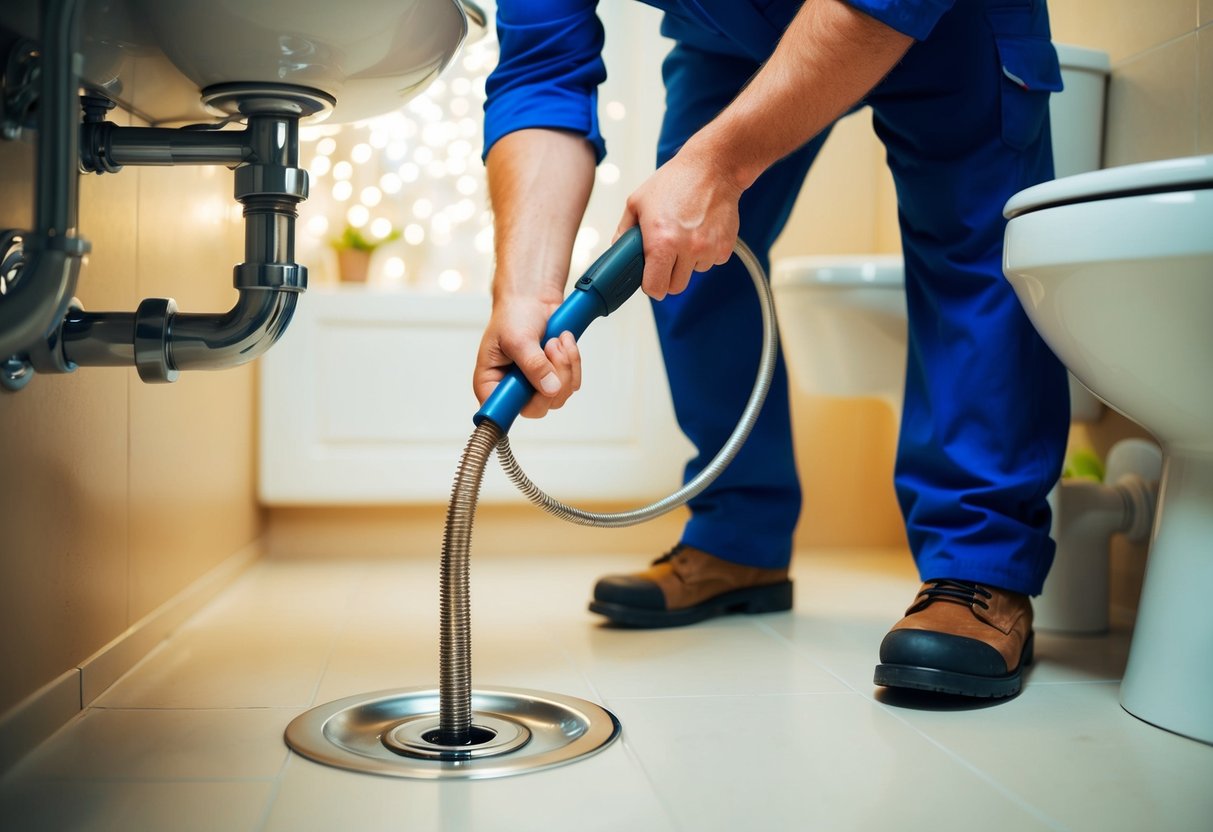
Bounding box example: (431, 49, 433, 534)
(285, 686, 621, 780)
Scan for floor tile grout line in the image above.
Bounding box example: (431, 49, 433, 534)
(877, 705, 1071, 831)
(298, 564, 374, 711)
(1027, 680, 1123, 687)
(13, 774, 282, 785)
(88, 705, 310, 711)
(603, 690, 860, 703)
(752, 616, 873, 697)
(606, 708, 691, 832)
(87, 704, 317, 712)
(255, 564, 372, 832)
(752, 616, 1074, 830)
(253, 746, 298, 832)
(554, 633, 686, 832)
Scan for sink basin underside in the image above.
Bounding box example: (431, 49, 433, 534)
(0, 0, 480, 125)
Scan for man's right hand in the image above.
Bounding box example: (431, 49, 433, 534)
(473, 294, 583, 419)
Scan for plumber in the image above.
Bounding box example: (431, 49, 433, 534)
(472, 0, 1066, 700)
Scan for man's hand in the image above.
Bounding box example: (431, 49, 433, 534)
(615, 0, 912, 301)
(615, 143, 741, 301)
(473, 295, 582, 419)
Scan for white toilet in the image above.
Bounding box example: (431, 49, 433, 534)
(1003, 153, 1213, 744)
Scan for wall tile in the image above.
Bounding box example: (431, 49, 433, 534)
(2, 102, 262, 716)
(1048, 0, 1198, 63)
(1202, 0, 1213, 26)
(1200, 27, 1213, 153)
(75, 107, 137, 311)
(0, 132, 131, 715)
(771, 109, 887, 261)
(1105, 33, 1199, 167)
(128, 159, 259, 620)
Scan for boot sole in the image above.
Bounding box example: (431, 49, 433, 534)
(873, 632, 1034, 699)
(588, 580, 793, 629)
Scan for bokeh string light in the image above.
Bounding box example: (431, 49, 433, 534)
(296, 24, 630, 293)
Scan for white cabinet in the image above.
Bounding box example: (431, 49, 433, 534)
(259, 286, 691, 504)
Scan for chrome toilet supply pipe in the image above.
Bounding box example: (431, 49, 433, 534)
(0, 0, 321, 390)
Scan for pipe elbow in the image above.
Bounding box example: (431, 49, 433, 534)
(1053, 479, 1128, 546)
(159, 289, 299, 379)
(0, 237, 87, 359)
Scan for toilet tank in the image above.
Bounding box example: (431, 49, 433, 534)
(1052, 44, 1111, 177)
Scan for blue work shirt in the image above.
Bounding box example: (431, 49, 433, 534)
(483, 1, 957, 163)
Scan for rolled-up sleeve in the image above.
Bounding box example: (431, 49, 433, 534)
(842, 0, 957, 41)
(483, 0, 608, 162)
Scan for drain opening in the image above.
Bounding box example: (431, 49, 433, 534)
(423, 726, 497, 747)
(381, 712, 531, 761)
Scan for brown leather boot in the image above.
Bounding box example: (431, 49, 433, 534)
(589, 544, 793, 628)
(874, 579, 1034, 698)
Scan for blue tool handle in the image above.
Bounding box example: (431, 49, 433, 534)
(473, 227, 645, 433)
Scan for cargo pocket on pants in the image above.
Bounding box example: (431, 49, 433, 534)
(992, 34, 1064, 150)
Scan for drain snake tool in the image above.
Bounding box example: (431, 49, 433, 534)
(284, 227, 778, 778)
(438, 226, 779, 745)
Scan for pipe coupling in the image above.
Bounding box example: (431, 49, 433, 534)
(234, 165, 309, 202)
(79, 120, 122, 174)
(234, 263, 307, 292)
(134, 297, 179, 383)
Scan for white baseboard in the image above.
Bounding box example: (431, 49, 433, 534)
(0, 541, 262, 775)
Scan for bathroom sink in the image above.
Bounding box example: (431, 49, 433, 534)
(0, 0, 485, 124)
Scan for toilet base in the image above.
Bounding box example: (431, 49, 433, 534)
(1119, 451, 1213, 745)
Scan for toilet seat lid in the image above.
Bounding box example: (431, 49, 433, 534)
(1004, 154, 1213, 219)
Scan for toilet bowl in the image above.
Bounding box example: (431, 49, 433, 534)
(1003, 153, 1213, 744)
(772, 255, 907, 411)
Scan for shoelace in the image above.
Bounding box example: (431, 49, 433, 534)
(908, 579, 993, 614)
(651, 543, 687, 566)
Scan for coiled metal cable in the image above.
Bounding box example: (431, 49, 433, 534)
(495, 238, 777, 526)
(438, 238, 776, 744)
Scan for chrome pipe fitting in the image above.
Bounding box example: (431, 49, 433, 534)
(56, 105, 310, 381)
(169, 291, 299, 373)
(80, 123, 254, 172)
(0, 0, 91, 363)
(2, 18, 314, 390)
(59, 309, 135, 367)
(133, 298, 178, 383)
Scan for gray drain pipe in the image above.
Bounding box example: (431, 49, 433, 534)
(0, 0, 90, 370)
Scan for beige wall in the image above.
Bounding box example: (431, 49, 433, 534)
(1051, 0, 1213, 163)
(0, 107, 263, 716)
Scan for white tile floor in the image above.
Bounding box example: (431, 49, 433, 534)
(2, 548, 1211, 832)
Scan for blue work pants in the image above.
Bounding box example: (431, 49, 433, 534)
(653, 0, 1069, 595)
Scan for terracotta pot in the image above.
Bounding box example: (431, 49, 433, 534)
(337, 248, 372, 283)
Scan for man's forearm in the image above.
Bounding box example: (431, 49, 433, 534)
(486, 128, 597, 303)
(686, 0, 913, 192)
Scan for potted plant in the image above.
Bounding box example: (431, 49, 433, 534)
(331, 225, 400, 283)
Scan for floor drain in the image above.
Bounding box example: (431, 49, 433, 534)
(381, 713, 530, 760)
(285, 686, 620, 780)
